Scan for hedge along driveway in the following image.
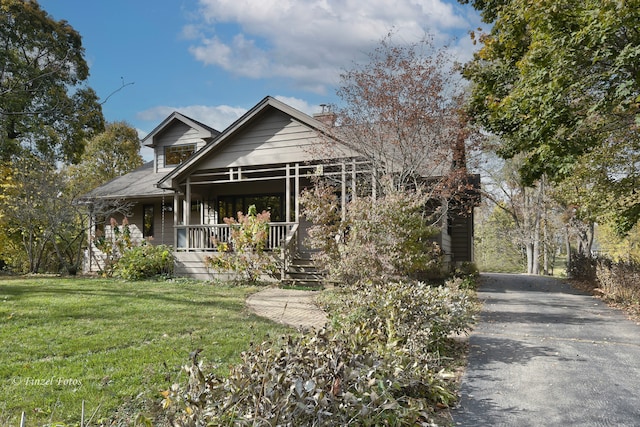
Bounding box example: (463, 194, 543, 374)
(453, 273, 640, 426)
(0, 277, 291, 426)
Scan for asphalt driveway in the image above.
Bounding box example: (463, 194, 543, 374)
(453, 273, 640, 426)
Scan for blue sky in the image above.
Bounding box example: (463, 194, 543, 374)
(38, 0, 484, 159)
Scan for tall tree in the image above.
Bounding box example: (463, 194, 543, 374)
(0, 0, 104, 163)
(0, 155, 65, 272)
(596, 222, 640, 263)
(474, 201, 526, 272)
(68, 121, 144, 194)
(326, 34, 476, 198)
(0, 122, 142, 274)
(61, 122, 143, 273)
(460, 0, 640, 232)
(477, 148, 570, 274)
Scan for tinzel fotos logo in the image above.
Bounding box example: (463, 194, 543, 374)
(13, 376, 83, 387)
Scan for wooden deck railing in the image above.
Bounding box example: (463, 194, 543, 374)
(175, 222, 297, 252)
(280, 223, 299, 280)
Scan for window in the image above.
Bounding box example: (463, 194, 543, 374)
(165, 144, 196, 166)
(218, 194, 284, 222)
(143, 204, 154, 238)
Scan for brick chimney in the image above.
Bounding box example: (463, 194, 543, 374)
(313, 104, 337, 127)
(452, 128, 467, 171)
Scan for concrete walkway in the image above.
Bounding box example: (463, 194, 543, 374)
(246, 287, 328, 329)
(453, 273, 640, 426)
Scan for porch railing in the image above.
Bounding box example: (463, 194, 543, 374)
(280, 223, 299, 280)
(175, 222, 297, 252)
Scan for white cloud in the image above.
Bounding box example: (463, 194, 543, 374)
(137, 95, 324, 129)
(136, 128, 148, 140)
(135, 96, 323, 160)
(137, 104, 248, 131)
(140, 145, 154, 161)
(180, 24, 201, 40)
(187, 0, 481, 94)
(273, 96, 322, 116)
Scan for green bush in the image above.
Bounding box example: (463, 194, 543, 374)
(301, 185, 444, 287)
(452, 262, 480, 290)
(113, 243, 174, 280)
(94, 217, 134, 277)
(159, 280, 476, 425)
(204, 205, 277, 285)
(336, 280, 476, 356)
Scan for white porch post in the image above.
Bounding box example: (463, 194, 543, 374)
(87, 204, 93, 273)
(184, 177, 191, 249)
(184, 178, 191, 224)
(286, 163, 291, 223)
(173, 193, 179, 248)
(294, 162, 300, 222)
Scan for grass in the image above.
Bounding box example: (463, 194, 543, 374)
(0, 276, 292, 426)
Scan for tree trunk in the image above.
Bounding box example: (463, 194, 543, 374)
(586, 222, 595, 255)
(532, 206, 541, 275)
(526, 243, 534, 274)
(542, 204, 549, 275)
(532, 239, 540, 275)
(565, 226, 572, 276)
(543, 229, 549, 275)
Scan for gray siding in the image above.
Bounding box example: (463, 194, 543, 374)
(450, 213, 474, 263)
(200, 110, 329, 169)
(143, 201, 175, 246)
(112, 201, 175, 247)
(173, 252, 281, 282)
(174, 252, 216, 280)
(155, 122, 208, 173)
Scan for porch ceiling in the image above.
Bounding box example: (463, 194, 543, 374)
(180, 159, 373, 186)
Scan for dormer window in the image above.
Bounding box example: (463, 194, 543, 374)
(165, 144, 196, 166)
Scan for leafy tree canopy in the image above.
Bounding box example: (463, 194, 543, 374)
(461, 0, 640, 232)
(67, 121, 144, 196)
(0, 0, 104, 164)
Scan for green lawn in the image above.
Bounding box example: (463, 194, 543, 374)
(0, 277, 291, 426)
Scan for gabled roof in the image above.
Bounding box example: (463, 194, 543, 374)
(157, 96, 335, 190)
(142, 111, 220, 148)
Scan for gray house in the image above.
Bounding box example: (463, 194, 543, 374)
(82, 96, 478, 279)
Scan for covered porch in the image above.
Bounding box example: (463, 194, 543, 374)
(167, 159, 373, 279)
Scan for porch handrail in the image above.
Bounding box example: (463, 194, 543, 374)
(280, 223, 299, 280)
(175, 222, 297, 252)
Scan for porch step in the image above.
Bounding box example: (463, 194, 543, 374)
(282, 257, 332, 289)
(174, 252, 216, 281)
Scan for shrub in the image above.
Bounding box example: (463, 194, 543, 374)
(595, 259, 640, 305)
(94, 217, 134, 277)
(452, 262, 480, 290)
(114, 243, 174, 280)
(204, 205, 277, 285)
(567, 252, 597, 282)
(301, 185, 444, 286)
(162, 331, 444, 426)
(298, 181, 342, 265)
(336, 280, 475, 356)
(159, 280, 476, 426)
